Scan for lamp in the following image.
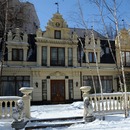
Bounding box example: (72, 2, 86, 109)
(35, 82, 38, 88)
(76, 82, 78, 87)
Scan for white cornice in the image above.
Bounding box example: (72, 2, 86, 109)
(35, 37, 77, 45)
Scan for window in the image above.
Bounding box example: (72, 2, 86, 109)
(12, 49, 23, 61)
(88, 52, 96, 63)
(42, 46, 47, 66)
(83, 76, 113, 93)
(69, 80, 73, 100)
(50, 47, 65, 66)
(68, 48, 73, 66)
(122, 51, 130, 66)
(54, 30, 61, 39)
(1, 76, 30, 96)
(42, 80, 47, 101)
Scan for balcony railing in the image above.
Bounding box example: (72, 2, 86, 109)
(0, 96, 21, 118)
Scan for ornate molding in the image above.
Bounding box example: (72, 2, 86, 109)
(49, 71, 65, 77)
(35, 37, 77, 45)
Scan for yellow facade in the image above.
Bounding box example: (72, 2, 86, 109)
(2, 12, 130, 104)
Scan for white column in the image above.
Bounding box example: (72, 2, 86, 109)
(65, 47, 68, 67)
(37, 45, 41, 66)
(23, 47, 28, 61)
(8, 48, 12, 61)
(73, 46, 77, 67)
(65, 79, 69, 100)
(47, 78, 51, 101)
(47, 46, 50, 67)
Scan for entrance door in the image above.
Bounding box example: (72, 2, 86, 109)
(51, 80, 65, 104)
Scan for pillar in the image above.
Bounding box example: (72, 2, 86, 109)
(65, 78, 69, 100)
(47, 78, 51, 101)
(47, 46, 50, 67)
(37, 45, 41, 66)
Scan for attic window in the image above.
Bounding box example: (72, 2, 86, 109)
(54, 30, 61, 39)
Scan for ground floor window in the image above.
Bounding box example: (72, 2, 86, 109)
(83, 75, 113, 93)
(68, 80, 73, 100)
(0, 76, 30, 96)
(42, 80, 47, 101)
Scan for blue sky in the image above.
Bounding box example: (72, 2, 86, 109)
(28, 0, 130, 33)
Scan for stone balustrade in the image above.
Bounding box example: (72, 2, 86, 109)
(89, 92, 130, 113)
(80, 86, 130, 115)
(0, 96, 21, 118)
(0, 87, 33, 119)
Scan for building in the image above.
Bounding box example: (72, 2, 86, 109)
(1, 11, 130, 104)
(0, 0, 40, 37)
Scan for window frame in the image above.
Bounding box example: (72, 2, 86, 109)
(68, 48, 73, 66)
(50, 47, 65, 66)
(12, 48, 23, 61)
(88, 52, 97, 63)
(42, 46, 47, 66)
(54, 30, 61, 39)
(122, 51, 130, 67)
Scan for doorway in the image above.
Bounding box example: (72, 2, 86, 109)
(51, 80, 65, 103)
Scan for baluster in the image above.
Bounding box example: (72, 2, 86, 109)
(90, 97, 95, 112)
(93, 97, 97, 112)
(0, 101, 2, 118)
(128, 96, 130, 109)
(106, 96, 108, 111)
(109, 96, 111, 111)
(97, 97, 100, 112)
(95, 97, 98, 112)
(116, 96, 119, 110)
(9, 101, 13, 117)
(113, 96, 115, 111)
(119, 96, 122, 109)
(4, 101, 8, 118)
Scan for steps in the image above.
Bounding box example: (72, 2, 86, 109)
(25, 116, 84, 129)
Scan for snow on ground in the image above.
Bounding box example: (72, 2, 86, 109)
(1, 101, 130, 130)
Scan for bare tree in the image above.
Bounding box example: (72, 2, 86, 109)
(0, 0, 31, 37)
(87, 0, 129, 118)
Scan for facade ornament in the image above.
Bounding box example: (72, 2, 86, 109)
(84, 97, 93, 117)
(23, 32, 28, 42)
(11, 99, 28, 129)
(80, 86, 96, 122)
(12, 99, 24, 122)
(13, 28, 22, 42)
(7, 30, 13, 41)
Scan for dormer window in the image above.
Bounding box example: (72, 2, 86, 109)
(88, 52, 97, 63)
(12, 48, 23, 61)
(54, 30, 61, 39)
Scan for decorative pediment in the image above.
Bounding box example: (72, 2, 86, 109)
(49, 71, 65, 77)
(116, 29, 130, 48)
(7, 28, 28, 43)
(85, 35, 100, 50)
(42, 12, 70, 40)
(47, 13, 68, 28)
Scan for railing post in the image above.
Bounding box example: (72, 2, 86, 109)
(80, 86, 95, 122)
(19, 87, 33, 118)
(80, 86, 91, 99)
